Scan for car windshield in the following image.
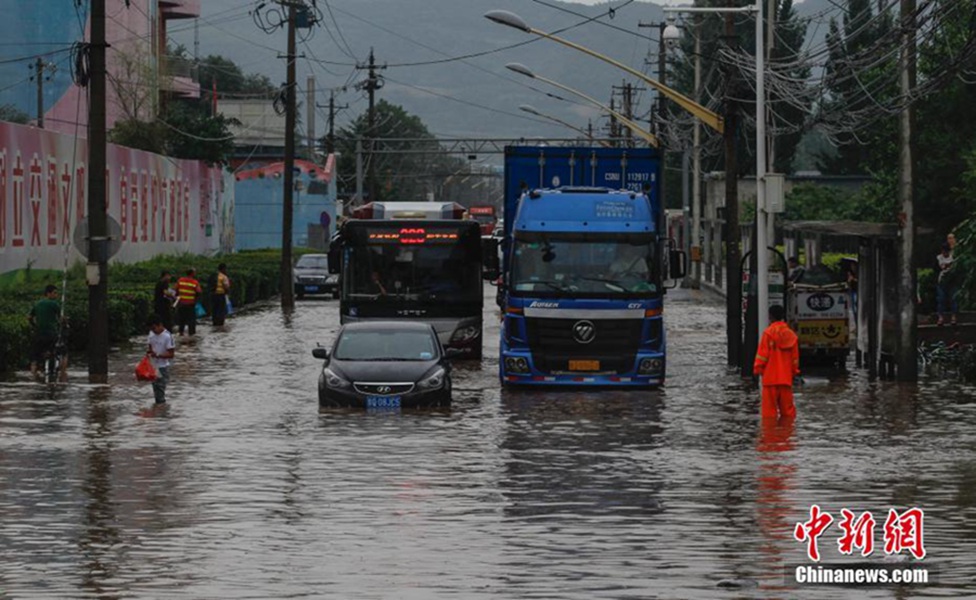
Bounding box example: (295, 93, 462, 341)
(297, 255, 328, 269)
(334, 330, 438, 361)
(511, 233, 660, 297)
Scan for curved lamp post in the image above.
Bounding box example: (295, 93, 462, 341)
(518, 104, 610, 148)
(486, 10, 724, 134)
(506, 63, 658, 147)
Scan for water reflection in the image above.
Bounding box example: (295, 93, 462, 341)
(495, 390, 666, 596)
(79, 386, 121, 597)
(756, 417, 796, 594)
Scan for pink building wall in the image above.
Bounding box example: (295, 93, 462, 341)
(46, 0, 200, 138)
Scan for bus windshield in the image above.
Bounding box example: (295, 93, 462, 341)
(511, 233, 660, 298)
(344, 223, 482, 304)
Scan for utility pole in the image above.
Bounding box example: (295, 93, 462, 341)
(307, 75, 315, 160)
(608, 97, 619, 144)
(897, 0, 918, 380)
(621, 82, 633, 145)
(88, 0, 109, 383)
(639, 20, 670, 217)
(691, 15, 703, 288)
(723, 5, 742, 368)
(356, 48, 385, 202)
(280, 1, 298, 309)
(31, 58, 55, 128)
(320, 89, 348, 154)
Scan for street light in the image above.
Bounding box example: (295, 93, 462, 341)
(663, 2, 769, 336)
(485, 9, 724, 134)
(506, 63, 658, 147)
(662, 20, 681, 49)
(518, 104, 610, 147)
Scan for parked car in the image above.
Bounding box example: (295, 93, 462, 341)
(312, 321, 455, 408)
(294, 253, 339, 299)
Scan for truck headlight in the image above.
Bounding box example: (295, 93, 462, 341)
(323, 368, 351, 388)
(505, 357, 529, 373)
(638, 358, 663, 374)
(418, 367, 446, 389)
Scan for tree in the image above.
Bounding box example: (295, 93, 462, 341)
(195, 53, 277, 99)
(0, 104, 29, 124)
(108, 44, 156, 121)
(816, 0, 897, 174)
(333, 100, 464, 203)
(108, 52, 264, 165)
(669, 0, 813, 175)
(162, 101, 238, 166)
(912, 0, 976, 236)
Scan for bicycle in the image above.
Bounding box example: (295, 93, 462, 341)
(38, 323, 69, 384)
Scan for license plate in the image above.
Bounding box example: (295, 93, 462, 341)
(305, 285, 319, 292)
(366, 395, 401, 408)
(569, 359, 600, 371)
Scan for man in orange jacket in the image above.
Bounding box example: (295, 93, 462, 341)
(753, 304, 800, 420)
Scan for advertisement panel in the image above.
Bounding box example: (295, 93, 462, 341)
(796, 318, 850, 348)
(0, 121, 233, 274)
(796, 291, 849, 319)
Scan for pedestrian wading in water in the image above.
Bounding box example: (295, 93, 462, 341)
(753, 304, 800, 420)
(147, 314, 176, 404)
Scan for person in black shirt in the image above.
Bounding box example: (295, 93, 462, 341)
(153, 271, 176, 332)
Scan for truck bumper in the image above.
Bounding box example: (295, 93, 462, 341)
(499, 344, 664, 387)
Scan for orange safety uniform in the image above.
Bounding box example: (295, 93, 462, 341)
(176, 276, 201, 305)
(753, 320, 800, 419)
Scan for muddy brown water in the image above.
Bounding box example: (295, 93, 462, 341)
(1, 288, 974, 598)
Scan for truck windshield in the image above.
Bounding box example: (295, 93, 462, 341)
(511, 234, 660, 298)
(345, 241, 482, 304)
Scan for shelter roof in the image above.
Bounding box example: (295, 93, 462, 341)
(782, 220, 900, 239)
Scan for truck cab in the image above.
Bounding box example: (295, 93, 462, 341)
(498, 187, 682, 386)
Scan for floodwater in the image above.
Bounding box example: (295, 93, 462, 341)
(1, 288, 974, 599)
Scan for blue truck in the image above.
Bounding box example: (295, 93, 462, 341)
(496, 145, 684, 387)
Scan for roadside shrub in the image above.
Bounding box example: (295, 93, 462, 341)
(0, 249, 299, 373)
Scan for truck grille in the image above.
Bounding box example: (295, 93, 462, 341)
(524, 317, 643, 374)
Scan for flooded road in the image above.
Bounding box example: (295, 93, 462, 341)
(1, 288, 974, 598)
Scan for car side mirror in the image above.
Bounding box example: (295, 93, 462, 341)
(669, 249, 687, 280)
(312, 347, 329, 360)
(444, 348, 464, 359)
(482, 237, 500, 281)
(327, 244, 341, 274)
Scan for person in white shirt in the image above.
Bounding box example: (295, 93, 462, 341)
(147, 315, 176, 404)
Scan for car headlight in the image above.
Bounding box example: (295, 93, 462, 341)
(418, 367, 446, 389)
(450, 325, 480, 344)
(323, 367, 351, 388)
(638, 357, 663, 374)
(504, 357, 529, 373)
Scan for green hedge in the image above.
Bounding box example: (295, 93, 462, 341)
(0, 249, 302, 374)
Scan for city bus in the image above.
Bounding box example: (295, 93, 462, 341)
(329, 202, 491, 359)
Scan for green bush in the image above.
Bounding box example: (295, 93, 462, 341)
(0, 249, 297, 373)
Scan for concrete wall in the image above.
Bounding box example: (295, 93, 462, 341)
(0, 121, 233, 274)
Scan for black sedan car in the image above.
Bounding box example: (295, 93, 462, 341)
(313, 321, 454, 408)
(294, 253, 339, 299)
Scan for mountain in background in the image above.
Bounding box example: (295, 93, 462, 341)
(177, 0, 836, 141)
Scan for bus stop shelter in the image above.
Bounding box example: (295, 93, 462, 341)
(782, 220, 900, 378)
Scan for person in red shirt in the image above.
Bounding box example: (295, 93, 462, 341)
(176, 268, 203, 336)
(753, 304, 800, 420)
